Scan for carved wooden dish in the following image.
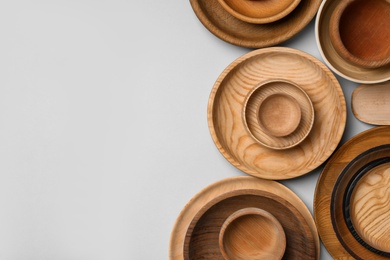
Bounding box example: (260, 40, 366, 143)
(244, 79, 314, 150)
(331, 145, 390, 259)
(219, 207, 286, 260)
(217, 0, 301, 24)
(314, 126, 390, 259)
(352, 82, 390, 125)
(189, 0, 321, 48)
(169, 176, 320, 259)
(208, 47, 346, 179)
(329, 0, 390, 69)
(315, 0, 390, 83)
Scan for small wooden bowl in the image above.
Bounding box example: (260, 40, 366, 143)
(329, 0, 390, 69)
(219, 207, 286, 260)
(244, 79, 314, 150)
(217, 0, 301, 24)
(331, 145, 390, 259)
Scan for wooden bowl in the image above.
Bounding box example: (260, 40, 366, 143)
(219, 207, 286, 260)
(169, 176, 320, 259)
(244, 79, 314, 150)
(217, 0, 301, 24)
(315, 0, 390, 83)
(329, 0, 390, 69)
(208, 47, 346, 179)
(314, 126, 390, 259)
(189, 0, 321, 48)
(331, 145, 390, 259)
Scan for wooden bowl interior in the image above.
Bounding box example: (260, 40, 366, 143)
(183, 190, 316, 259)
(331, 145, 390, 259)
(350, 163, 390, 253)
(217, 0, 301, 24)
(244, 79, 314, 150)
(316, 0, 390, 83)
(329, 0, 390, 68)
(219, 208, 286, 260)
(257, 93, 302, 137)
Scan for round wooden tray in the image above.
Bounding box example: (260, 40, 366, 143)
(314, 126, 390, 259)
(208, 47, 346, 180)
(169, 176, 320, 259)
(189, 0, 321, 48)
(315, 0, 390, 83)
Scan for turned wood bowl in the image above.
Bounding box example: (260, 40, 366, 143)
(331, 145, 390, 259)
(244, 79, 314, 150)
(219, 207, 286, 260)
(217, 0, 301, 24)
(329, 0, 390, 69)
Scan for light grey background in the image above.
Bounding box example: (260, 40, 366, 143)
(0, 1, 371, 259)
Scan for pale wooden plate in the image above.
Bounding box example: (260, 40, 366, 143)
(315, 0, 390, 83)
(352, 82, 390, 125)
(189, 0, 321, 48)
(208, 47, 346, 180)
(169, 176, 320, 259)
(314, 126, 390, 259)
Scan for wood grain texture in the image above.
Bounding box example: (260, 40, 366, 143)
(169, 176, 320, 259)
(351, 163, 390, 253)
(217, 0, 301, 24)
(244, 80, 314, 150)
(331, 146, 390, 259)
(189, 0, 321, 48)
(208, 47, 346, 179)
(219, 207, 286, 260)
(314, 126, 390, 259)
(329, 0, 390, 68)
(315, 0, 390, 83)
(352, 82, 390, 125)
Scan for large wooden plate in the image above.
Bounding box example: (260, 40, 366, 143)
(189, 0, 321, 48)
(314, 126, 390, 259)
(169, 176, 320, 259)
(208, 47, 346, 180)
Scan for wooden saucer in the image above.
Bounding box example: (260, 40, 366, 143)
(315, 0, 390, 83)
(352, 82, 390, 125)
(328, 0, 390, 69)
(169, 176, 320, 259)
(217, 0, 301, 24)
(189, 0, 321, 48)
(244, 79, 314, 150)
(314, 126, 390, 259)
(208, 47, 346, 180)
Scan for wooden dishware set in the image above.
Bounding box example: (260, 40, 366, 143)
(171, 0, 390, 259)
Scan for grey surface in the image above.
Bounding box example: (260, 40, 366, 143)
(0, 1, 371, 259)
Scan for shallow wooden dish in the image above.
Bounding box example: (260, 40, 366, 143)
(314, 126, 390, 259)
(244, 79, 314, 150)
(217, 0, 301, 24)
(219, 207, 286, 260)
(208, 47, 346, 180)
(315, 0, 390, 83)
(352, 82, 390, 125)
(169, 176, 320, 259)
(331, 145, 390, 259)
(329, 0, 390, 69)
(189, 0, 321, 48)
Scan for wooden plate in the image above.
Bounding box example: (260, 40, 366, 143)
(189, 0, 321, 48)
(169, 176, 320, 259)
(331, 145, 390, 259)
(208, 47, 346, 180)
(314, 126, 390, 259)
(352, 82, 390, 125)
(315, 0, 390, 83)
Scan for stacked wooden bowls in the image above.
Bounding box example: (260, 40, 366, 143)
(315, 127, 390, 259)
(316, 0, 390, 83)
